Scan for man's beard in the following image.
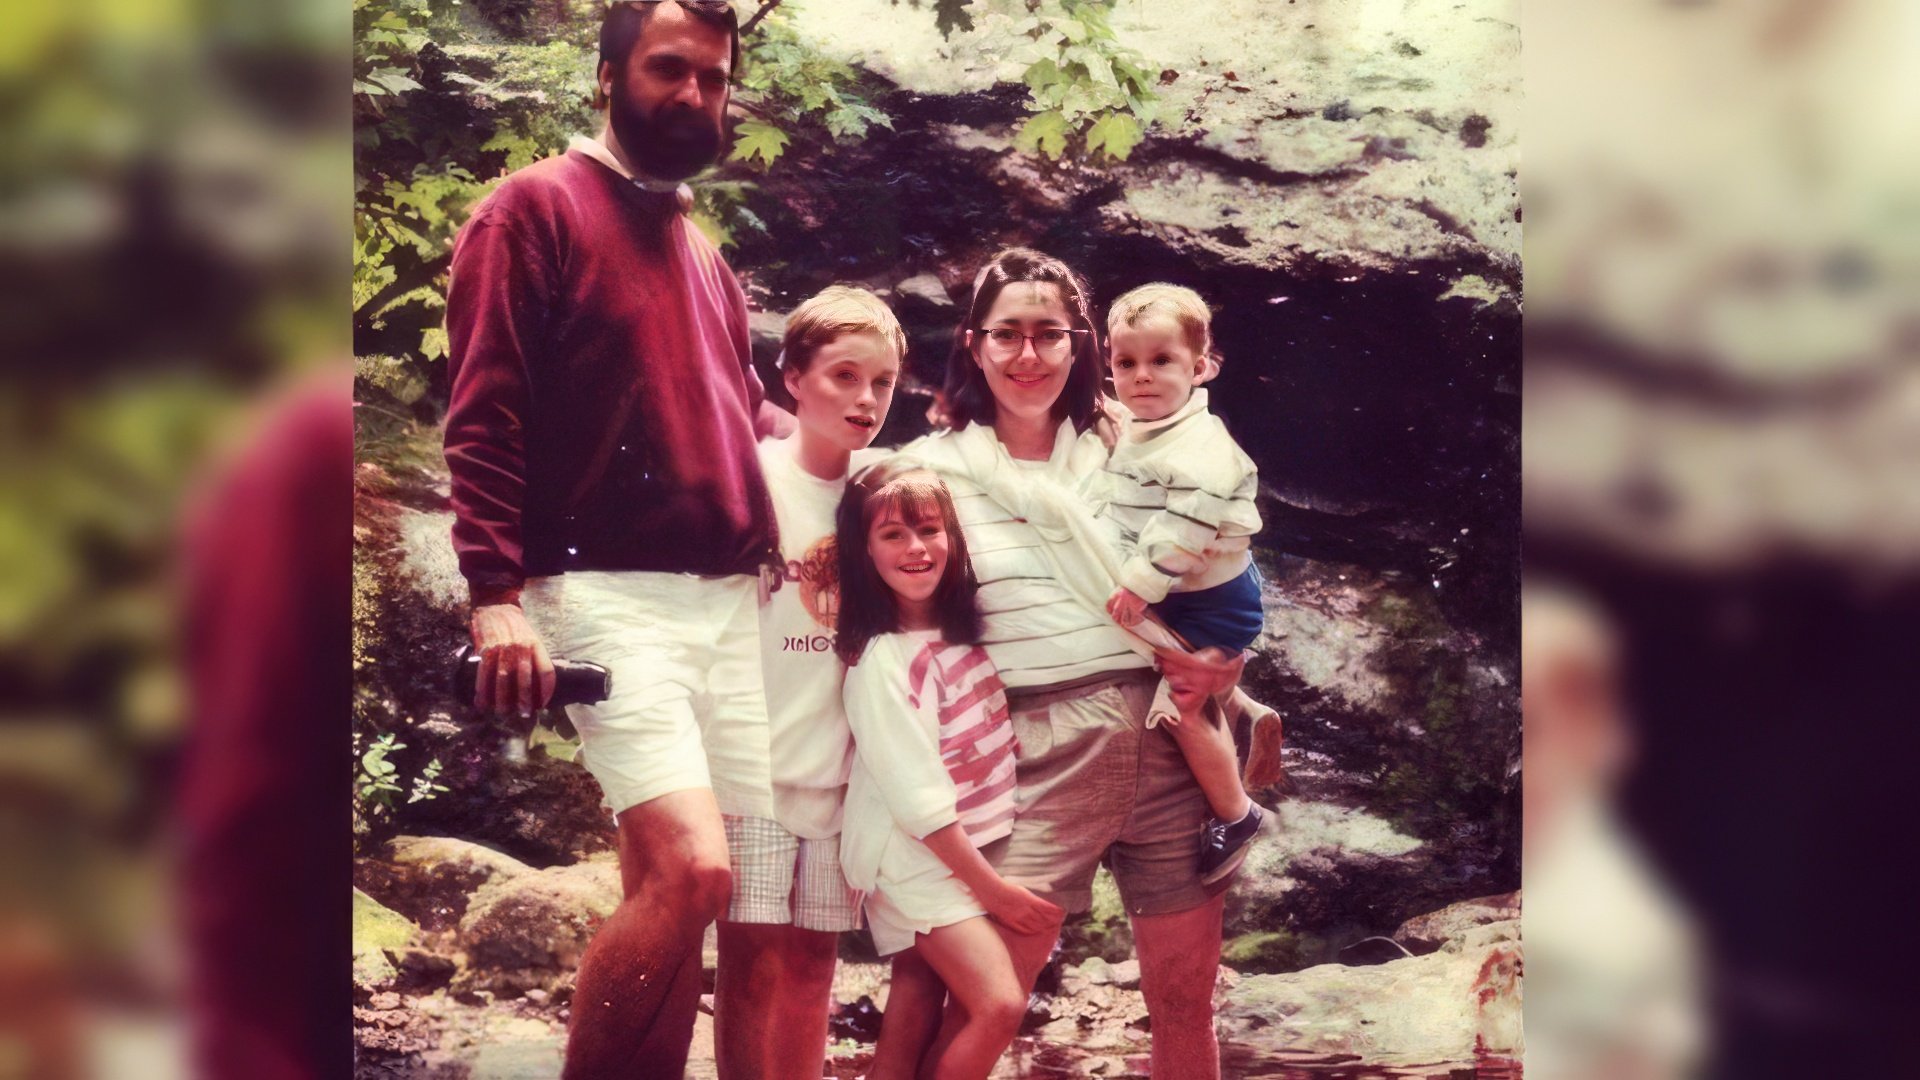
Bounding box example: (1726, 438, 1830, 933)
(607, 89, 725, 182)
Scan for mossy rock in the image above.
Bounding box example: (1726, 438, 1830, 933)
(1221, 930, 1303, 973)
(353, 887, 421, 992)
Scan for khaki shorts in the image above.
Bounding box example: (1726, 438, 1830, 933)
(989, 670, 1233, 917)
(723, 816, 862, 932)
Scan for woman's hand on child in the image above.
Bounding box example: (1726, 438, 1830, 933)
(1107, 587, 1149, 628)
(1154, 645, 1245, 715)
(986, 881, 1064, 935)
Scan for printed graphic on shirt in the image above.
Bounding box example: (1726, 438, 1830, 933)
(779, 535, 839, 652)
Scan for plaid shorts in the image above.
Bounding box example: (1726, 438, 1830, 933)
(723, 816, 863, 931)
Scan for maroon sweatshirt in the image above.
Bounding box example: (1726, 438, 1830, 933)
(443, 149, 777, 605)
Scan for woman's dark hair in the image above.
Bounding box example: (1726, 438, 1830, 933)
(597, 1, 742, 108)
(940, 246, 1104, 434)
(832, 461, 982, 665)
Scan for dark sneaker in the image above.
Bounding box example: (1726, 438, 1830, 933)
(1199, 803, 1267, 886)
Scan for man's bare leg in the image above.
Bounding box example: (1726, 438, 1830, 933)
(1130, 894, 1226, 1080)
(562, 789, 731, 1079)
(714, 922, 839, 1080)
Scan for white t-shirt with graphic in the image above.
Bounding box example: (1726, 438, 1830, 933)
(757, 437, 855, 839)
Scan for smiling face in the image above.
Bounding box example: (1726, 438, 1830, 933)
(865, 496, 950, 630)
(966, 281, 1075, 428)
(784, 331, 899, 470)
(1108, 316, 1213, 422)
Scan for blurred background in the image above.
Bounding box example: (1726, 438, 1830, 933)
(0, 0, 1912, 1077)
(1524, 0, 1917, 1077)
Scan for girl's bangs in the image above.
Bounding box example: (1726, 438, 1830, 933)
(865, 476, 947, 528)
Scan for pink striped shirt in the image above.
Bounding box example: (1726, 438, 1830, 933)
(905, 641, 1017, 848)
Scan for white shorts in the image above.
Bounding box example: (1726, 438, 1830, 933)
(522, 571, 773, 819)
(862, 837, 1007, 956)
(723, 817, 862, 931)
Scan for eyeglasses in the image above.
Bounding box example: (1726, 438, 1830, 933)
(977, 327, 1088, 360)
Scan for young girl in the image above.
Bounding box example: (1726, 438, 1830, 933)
(834, 461, 1062, 1080)
(730, 286, 903, 1080)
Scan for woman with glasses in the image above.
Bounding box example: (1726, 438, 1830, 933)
(879, 248, 1240, 1079)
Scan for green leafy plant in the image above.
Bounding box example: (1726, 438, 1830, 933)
(727, 8, 896, 173)
(356, 731, 408, 807)
(907, 0, 1160, 161)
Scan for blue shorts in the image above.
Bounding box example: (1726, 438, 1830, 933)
(1151, 563, 1265, 653)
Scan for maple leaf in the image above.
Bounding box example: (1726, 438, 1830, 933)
(729, 120, 791, 169)
(1015, 111, 1070, 158)
(1085, 112, 1143, 161)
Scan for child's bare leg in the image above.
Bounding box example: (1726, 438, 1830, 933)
(869, 947, 946, 1080)
(911, 917, 1029, 1080)
(1164, 647, 1253, 822)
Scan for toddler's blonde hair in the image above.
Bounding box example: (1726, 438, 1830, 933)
(1106, 283, 1218, 365)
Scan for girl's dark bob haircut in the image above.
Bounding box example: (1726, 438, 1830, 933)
(940, 246, 1105, 435)
(833, 460, 982, 666)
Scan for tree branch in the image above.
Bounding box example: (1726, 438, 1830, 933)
(739, 0, 782, 36)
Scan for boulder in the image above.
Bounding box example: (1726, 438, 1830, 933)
(892, 272, 955, 316)
(353, 888, 420, 995)
(749, 308, 788, 368)
(1217, 923, 1521, 1064)
(1392, 891, 1521, 954)
(355, 835, 533, 933)
(1224, 799, 1424, 952)
(454, 857, 622, 995)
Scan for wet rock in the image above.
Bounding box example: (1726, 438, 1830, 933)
(1217, 934, 1522, 1062)
(392, 948, 458, 993)
(1392, 890, 1521, 954)
(453, 857, 621, 995)
(1338, 936, 1416, 966)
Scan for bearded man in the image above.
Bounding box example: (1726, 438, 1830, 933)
(441, 3, 793, 1075)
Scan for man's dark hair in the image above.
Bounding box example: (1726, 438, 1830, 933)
(597, 1, 742, 107)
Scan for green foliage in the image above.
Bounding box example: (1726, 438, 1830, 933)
(357, 731, 408, 805)
(354, 0, 597, 389)
(954, 0, 1161, 162)
(730, 11, 897, 171)
(1015, 110, 1071, 157)
(689, 181, 770, 250)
